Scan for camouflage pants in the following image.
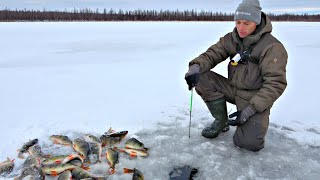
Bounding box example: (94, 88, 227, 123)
(195, 71, 270, 151)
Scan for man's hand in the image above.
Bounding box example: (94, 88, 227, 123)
(228, 105, 257, 126)
(185, 64, 200, 90)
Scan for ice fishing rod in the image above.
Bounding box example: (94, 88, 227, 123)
(189, 88, 194, 138)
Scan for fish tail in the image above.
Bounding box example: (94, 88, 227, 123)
(17, 152, 24, 159)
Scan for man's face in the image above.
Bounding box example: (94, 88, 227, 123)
(235, 20, 257, 38)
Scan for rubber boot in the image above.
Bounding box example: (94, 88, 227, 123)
(202, 97, 229, 138)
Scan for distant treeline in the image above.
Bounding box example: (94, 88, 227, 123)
(0, 8, 319, 22)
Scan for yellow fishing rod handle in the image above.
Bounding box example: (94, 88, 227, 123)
(231, 61, 238, 66)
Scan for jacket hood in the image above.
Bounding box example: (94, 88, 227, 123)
(232, 12, 272, 47)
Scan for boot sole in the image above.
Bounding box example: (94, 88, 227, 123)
(201, 126, 229, 139)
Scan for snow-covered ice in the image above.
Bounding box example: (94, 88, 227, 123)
(0, 22, 319, 179)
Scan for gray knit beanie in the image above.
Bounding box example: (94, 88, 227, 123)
(234, 0, 262, 25)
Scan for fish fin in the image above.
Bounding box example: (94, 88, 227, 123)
(113, 147, 124, 153)
(79, 154, 85, 159)
(55, 160, 61, 164)
(67, 154, 75, 160)
(123, 168, 134, 174)
(82, 165, 90, 170)
(108, 168, 115, 175)
(50, 170, 58, 176)
(130, 152, 137, 158)
(86, 159, 91, 164)
(37, 158, 41, 166)
(108, 127, 115, 133)
(45, 154, 51, 158)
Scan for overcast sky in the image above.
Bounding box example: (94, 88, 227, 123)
(1, 0, 320, 14)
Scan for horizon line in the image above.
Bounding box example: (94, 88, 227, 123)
(1, 7, 319, 15)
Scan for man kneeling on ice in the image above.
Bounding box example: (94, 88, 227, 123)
(185, 0, 288, 152)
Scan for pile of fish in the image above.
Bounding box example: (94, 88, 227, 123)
(0, 128, 147, 180)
